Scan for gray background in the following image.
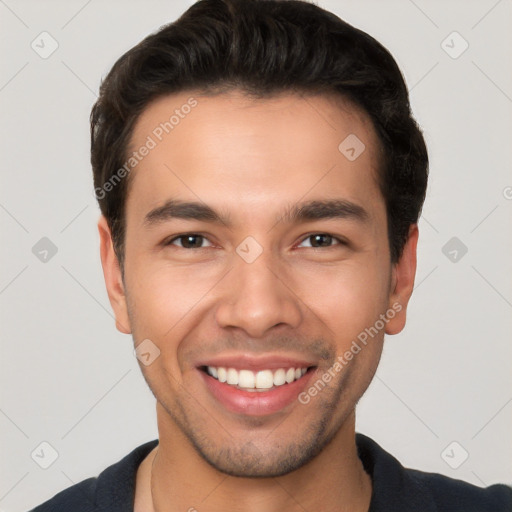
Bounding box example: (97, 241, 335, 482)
(1, 0, 511, 510)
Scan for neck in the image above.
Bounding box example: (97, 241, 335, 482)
(138, 404, 372, 512)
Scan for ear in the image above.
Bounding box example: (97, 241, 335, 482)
(385, 224, 418, 335)
(98, 215, 131, 334)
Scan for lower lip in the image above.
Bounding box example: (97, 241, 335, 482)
(199, 369, 315, 416)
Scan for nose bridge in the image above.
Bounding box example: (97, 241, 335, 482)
(214, 247, 302, 337)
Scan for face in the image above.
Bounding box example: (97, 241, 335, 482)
(99, 90, 417, 477)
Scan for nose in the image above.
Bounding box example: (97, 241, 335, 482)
(215, 252, 303, 338)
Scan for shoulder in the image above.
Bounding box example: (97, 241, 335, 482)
(29, 439, 159, 512)
(29, 477, 99, 512)
(356, 433, 512, 512)
(407, 467, 512, 512)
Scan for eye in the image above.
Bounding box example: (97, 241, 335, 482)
(166, 234, 213, 249)
(297, 233, 344, 248)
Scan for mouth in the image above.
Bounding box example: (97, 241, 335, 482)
(197, 360, 317, 416)
(200, 365, 311, 391)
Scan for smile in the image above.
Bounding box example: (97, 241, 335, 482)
(198, 362, 317, 415)
(204, 366, 309, 391)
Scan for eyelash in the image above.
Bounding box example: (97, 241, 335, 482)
(164, 233, 347, 250)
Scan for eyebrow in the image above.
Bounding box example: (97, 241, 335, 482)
(143, 198, 369, 228)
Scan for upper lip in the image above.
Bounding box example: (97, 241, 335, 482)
(196, 353, 317, 372)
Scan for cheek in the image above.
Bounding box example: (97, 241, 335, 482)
(124, 258, 221, 341)
(124, 265, 211, 389)
(290, 259, 390, 345)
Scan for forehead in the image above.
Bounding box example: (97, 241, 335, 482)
(126, 90, 384, 225)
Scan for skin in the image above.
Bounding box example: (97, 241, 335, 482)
(98, 90, 418, 512)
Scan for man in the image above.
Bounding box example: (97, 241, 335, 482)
(31, 0, 512, 510)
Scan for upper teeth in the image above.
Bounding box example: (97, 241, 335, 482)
(207, 366, 308, 390)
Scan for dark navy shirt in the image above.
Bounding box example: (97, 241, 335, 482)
(30, 433, 512, 511)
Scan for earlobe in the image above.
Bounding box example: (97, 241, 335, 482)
(385, 224, 419, 336)
(97, 216, 132, 334)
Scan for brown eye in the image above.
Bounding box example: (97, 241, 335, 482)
(168, 234, 211, 249)
(299, 233, 340, 248)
